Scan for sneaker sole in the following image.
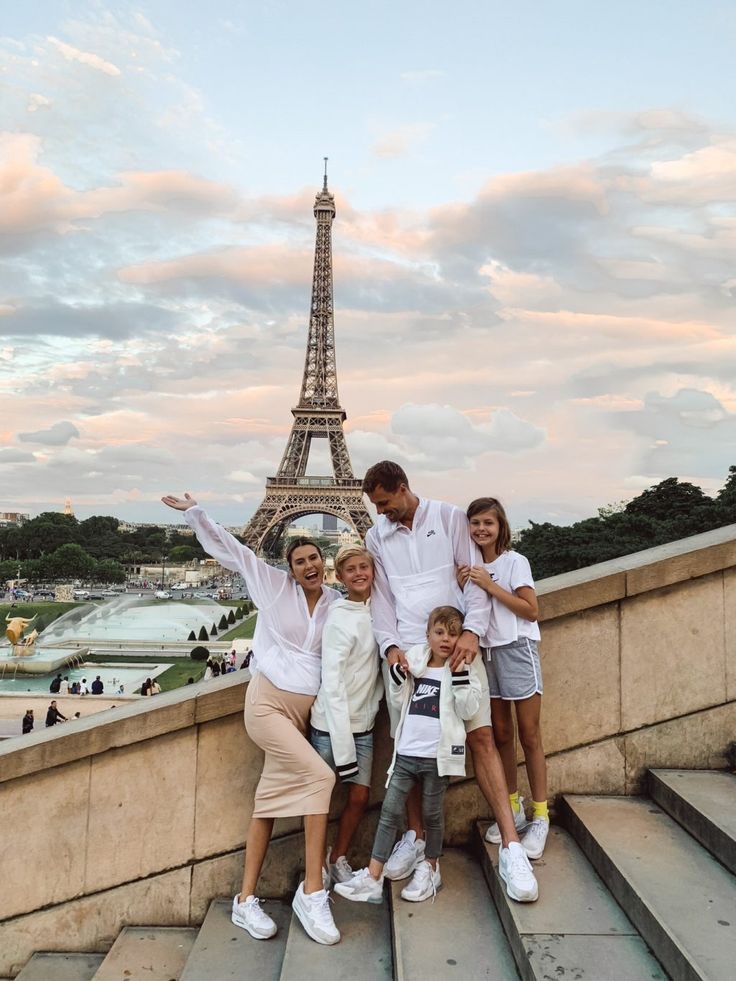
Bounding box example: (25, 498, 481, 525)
(292, 899, 341, 945)
(522, 843, 546, 860)
(333, 884, 384, 904)
(498, 866, 538, 903)
(400, 881, 442, 903)
(231, 912, 277, 940)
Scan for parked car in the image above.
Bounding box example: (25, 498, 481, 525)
(73, 589, 90, 599)
(154, 590, 171, 599)
(34, 589, 55, 599)
(171, 583, 189, 591)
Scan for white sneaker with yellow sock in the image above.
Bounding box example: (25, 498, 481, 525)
(521, 817, 549, 859)
(485, 796, 527, 844)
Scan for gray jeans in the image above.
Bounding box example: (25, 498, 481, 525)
(372, 755, 449, 863)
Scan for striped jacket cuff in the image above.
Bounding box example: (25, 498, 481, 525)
(452, 669, 471, 687)
(336, 761, 359, 782)
(389, 663, 406, 686)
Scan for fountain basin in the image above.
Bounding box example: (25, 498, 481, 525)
(0, 647, 89, 675)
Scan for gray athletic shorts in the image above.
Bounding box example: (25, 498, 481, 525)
(484, 638, 543, 700)
(310, 727, 374, 787)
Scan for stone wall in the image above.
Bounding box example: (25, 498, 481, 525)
(0, 524, 735, 975)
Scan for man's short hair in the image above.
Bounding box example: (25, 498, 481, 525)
(427, 606, 464, 635)
(362, 460, 409, 494)
(334, 544, 374, 577)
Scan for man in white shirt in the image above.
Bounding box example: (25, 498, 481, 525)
(363, 461, 538, 902)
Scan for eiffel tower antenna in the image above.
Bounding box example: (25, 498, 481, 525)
(242, 167, 373, 555)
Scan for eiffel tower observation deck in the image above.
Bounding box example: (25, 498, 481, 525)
(242, 163, 373, 555)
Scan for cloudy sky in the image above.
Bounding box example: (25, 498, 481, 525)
(1, 1, 735, 529)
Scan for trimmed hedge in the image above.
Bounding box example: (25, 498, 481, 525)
(190, 646, 210, 661)
(198, 626, 209, 641)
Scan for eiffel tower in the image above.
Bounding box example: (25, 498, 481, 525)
(242, 163, 373, 555)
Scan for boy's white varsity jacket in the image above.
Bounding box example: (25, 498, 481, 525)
(385, 643, 484, 782)
(310, 598, 384, 782)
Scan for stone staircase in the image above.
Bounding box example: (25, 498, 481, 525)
(11, 769, 736, 981)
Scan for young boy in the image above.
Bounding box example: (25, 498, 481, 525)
(335, 606, 483, 904)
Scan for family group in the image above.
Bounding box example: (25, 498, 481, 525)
(161, 459, 546, 947)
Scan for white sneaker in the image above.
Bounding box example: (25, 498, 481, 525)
(400, 859, 442, 903)
(384, 831, 426, 881)
(333, 867, 384, 904)
(231, 894, 277, 939)
(292, 883, 340, 945)
(485, 797, 528, 844)
(329, 854, 354, 884)
(498, 841, 539, 902)
(521, 817, 549, 859)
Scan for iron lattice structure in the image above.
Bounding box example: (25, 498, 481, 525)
(242, 166, 373, 555)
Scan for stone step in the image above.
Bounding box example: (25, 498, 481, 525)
(180, 898, 290, 980)
(15, 953, 105, 981)
(93, 927, 197, 981)
(562, 795, 736, 981)
(279, 890, 392, 981)
(475, 822, 666, 981)
(649, 769, 736, 875)
(390, 847, 519, 980)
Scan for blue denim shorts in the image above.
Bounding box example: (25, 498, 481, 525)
(310, 727, 374, 787)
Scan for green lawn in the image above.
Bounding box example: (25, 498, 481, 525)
(1, 602, 80, 632)
(219, 613, 257, 642)
(156, 660, 207, 692)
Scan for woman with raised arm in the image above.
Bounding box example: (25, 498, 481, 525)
(162, 493, 341, 946)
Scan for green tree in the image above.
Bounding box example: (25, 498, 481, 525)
(188, 630, 196, 642)
(227, 609, 236, 624)
(218, 614, 228, 630)
(168, 545, 197, 563)
(46, 543, 95, 581)
(190, 646, 210, 661)
(198, 626, 209, 641)
(94, 559, 126, 584)
(625, 477, 710, 520)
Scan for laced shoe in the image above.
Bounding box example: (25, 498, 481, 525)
(292, 883, 340, 945)
(485, 797, 528, 844)
(400, 859, 442, 903)
(333, 867, 384, 904)
(384, 831, 426, 881)
(498, 841, 539, 902)
(521, 817, 550, 859)
(231, 894, 278, 939)
(329, 854, 354, 884)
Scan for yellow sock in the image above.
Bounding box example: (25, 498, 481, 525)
(509, 792, 520, 814)
(532, 800, 549, 820)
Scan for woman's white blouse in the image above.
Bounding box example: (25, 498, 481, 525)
(184, 506, 340, 695)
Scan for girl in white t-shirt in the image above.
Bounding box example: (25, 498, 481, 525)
(458, 497, 549, 860)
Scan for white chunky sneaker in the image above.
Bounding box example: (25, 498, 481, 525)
(292, 883, 340, 945)
(498, 841, 539, 902)
(333, 867, 384, 904)
(384, 831, 426, 881)
(485, 797, 528, 844)
(329, 854, 354, 884)
(400, 859, 442, 903)
(231, 894, 278, 939)
(521, 817, 550, 859)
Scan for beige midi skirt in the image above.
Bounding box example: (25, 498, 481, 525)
(244, 672, 335, 819)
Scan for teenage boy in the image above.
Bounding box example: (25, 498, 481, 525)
(335, 606, 483, 904)
(310, 545, 383, 883)
(362, 460, 538, 902)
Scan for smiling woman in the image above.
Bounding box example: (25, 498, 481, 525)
(160, 493, 342, 946)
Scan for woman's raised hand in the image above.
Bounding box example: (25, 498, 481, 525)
(468, 565, 495, 593)
(161, 493, 198, 511)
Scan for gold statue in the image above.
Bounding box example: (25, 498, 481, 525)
(5, 614, 38, 655)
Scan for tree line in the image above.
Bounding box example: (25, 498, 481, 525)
(0, 513, 207, 585)
(516, 466, 736, 579)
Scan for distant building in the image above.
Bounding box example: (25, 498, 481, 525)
(0, 511, 29, 526)
(323, 514, 338, 531)
(64, 497, 74, 516)
(117, 520, 194, 538)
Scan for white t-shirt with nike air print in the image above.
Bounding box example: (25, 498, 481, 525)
(396, 666, 443, 758)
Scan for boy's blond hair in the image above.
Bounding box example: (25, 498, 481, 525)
(334, 544, 374, 577)
(427, 606, 464, 635)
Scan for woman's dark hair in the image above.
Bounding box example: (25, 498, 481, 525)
(362, 460, 409, 494)
(285, 537, 324, 570)
(466, 497, 512, 554)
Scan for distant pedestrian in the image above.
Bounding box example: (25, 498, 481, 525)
(22, 709, 34, 734)
(149, 679, 162, 696)
(70, 681, 80, 695)
(91, 676, 104, 695)
(141, 678, 151, 696)
(62, 676, 71, 695)
(45, 701, 67, 727)
(212, 660, 221, 678)
(49, 673, 62, 694)
(79, 678, 89, 696)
